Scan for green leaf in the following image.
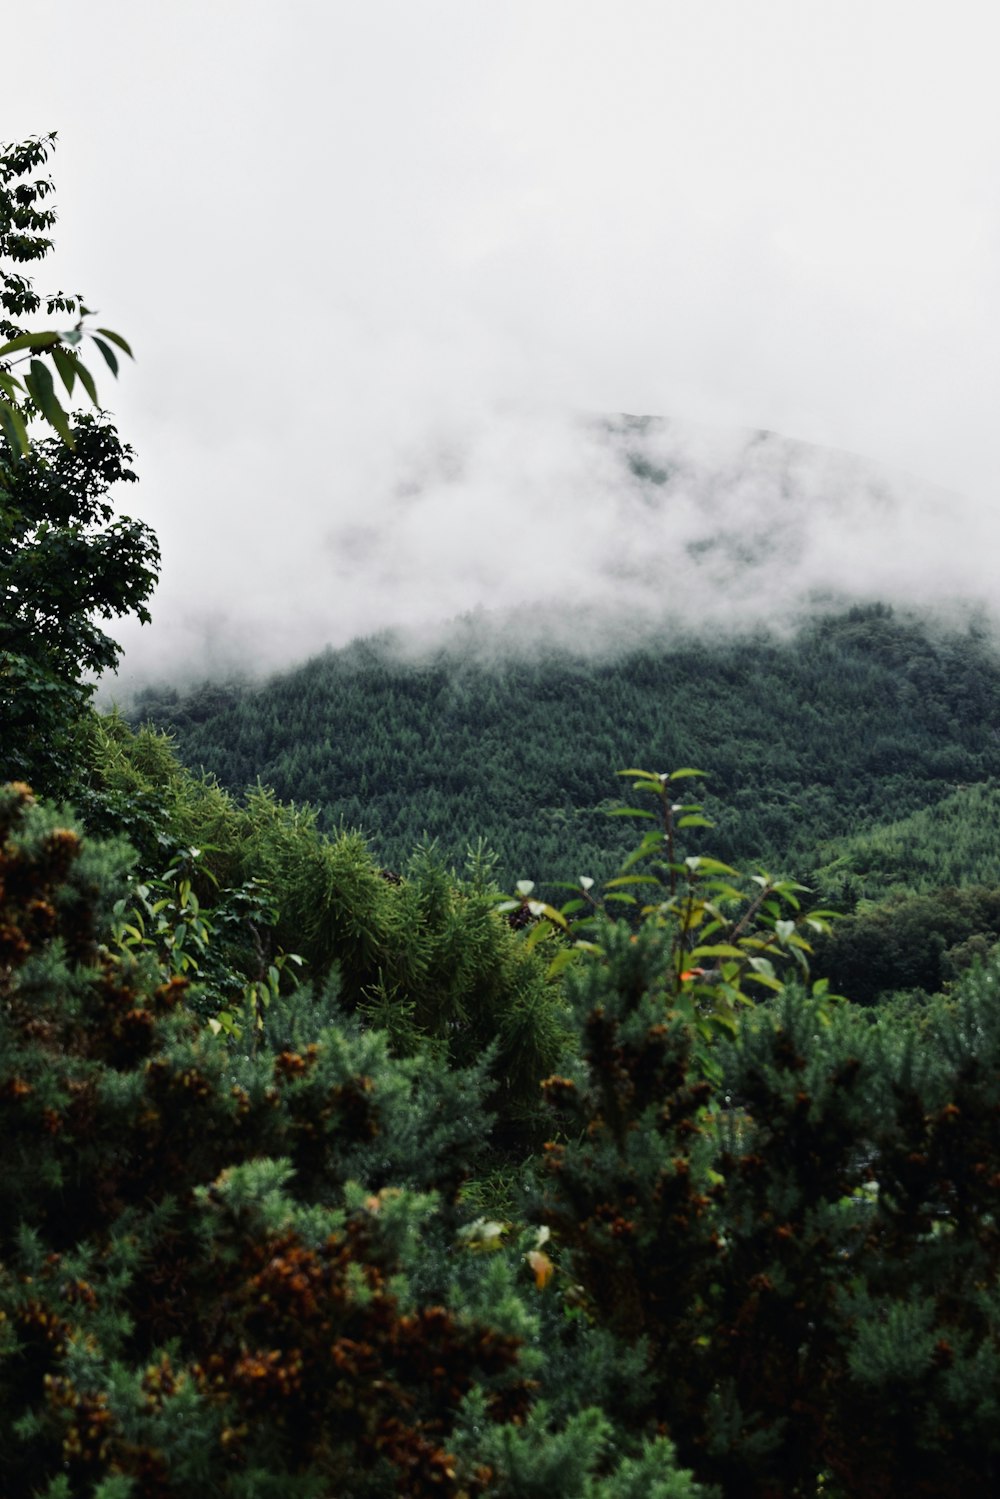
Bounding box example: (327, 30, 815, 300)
(744, 971, 784, 993)
(606, 807, 657, 819)
(0, 329, 62, 356)
(691, 944, 749, 960)
(684, 856, 739, 875)
(50, 344, 78, 398)
(95, 327, 134, 358)
(668, 767, 708, 779)
(546, 948, 582, 979)
(678, 814, 714, 828)
(0, 398, 30, 456)
(90, 335, 119, 376)
(73, 358, 99, 404)
(604, 874, 660, 888)
(25, 359, 74, 446)
(619, 836, 663, 873)
(748, 956, 777, 979)
(616, 768, 661, 781)
(530, 902, 569, 929)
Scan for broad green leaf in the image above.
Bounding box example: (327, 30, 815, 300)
(678, 814, 714, 828)
(74, 359, 98, 404)
(748, 956, 777, 978)
(684, 856, 739, 875)
(606, 807, 657, 819)
(744, 971, 784, 992)
(668, 767, 708, 779)
(0, 329, 62, 356)
(546, 948, 582, 979)
(50, 344, 78, 397)
(96, 326, 134, 358)
(25, 359, 74, 446)
(618, 830, 664, 873)
(90, 335, 119, 376)
(604, 874, 660, 888)
(616, 767, 662, 780)
(0, 398, 30, 455)
(524, 921, 555, 951)
(691, 944, 749, 960)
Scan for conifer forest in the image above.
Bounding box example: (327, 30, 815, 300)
(6, 133, 1000, 1499)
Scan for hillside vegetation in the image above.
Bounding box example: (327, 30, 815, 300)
(9, 136, 1000, 1496)
(134, 602, 1000, 891)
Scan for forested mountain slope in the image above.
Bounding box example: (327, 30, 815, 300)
(132, 602, 1000, 891)
(813, 781, 1000, 902)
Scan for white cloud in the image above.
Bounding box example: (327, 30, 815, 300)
(6, 1, 1000, 683)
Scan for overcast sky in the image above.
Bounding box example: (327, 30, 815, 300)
(7, 1, 1000, 682)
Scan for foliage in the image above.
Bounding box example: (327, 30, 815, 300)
(814, 884, 1000, 1005)
(0, 136, 156, 795)
(1, 416, 158, 791)
(131, 605, 1000, 894)
(0, 133, 132, 456)
(498, 765, 836, 1023)
(810, 780, 1000, 902)
(527, 913, 1000, 1493)
(77, 713, 569, 1146)
(0, 782, 538, 1496)
(10, 740, 1000, 1492)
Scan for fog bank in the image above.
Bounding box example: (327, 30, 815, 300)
(107, 409, 992, 693)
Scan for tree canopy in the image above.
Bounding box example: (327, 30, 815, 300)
(0, 134, 157, 792)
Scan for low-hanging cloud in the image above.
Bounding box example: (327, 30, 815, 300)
(107, 405, 994, 692)
(5, 3, 998, 693)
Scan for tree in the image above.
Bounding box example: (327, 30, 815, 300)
(0, 134, 158, 792)
(0, 132, 132, 454)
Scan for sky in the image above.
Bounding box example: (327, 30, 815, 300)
(6, 1, 1000, 684)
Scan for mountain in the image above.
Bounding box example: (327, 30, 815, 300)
(130, 602, 1000, 896)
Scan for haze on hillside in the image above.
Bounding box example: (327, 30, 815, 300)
(111, 410, 992, 685)
(6, 3, 1000, 684)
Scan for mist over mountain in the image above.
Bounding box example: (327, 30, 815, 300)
(109, 412, 989, 693)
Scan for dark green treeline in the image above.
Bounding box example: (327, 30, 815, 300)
(133, 603, 1000, 895)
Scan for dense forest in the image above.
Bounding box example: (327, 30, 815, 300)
(6, 135, 1000, 1496)
(133, 605, 1000, 1009)
(132, 604, 1000, 890)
